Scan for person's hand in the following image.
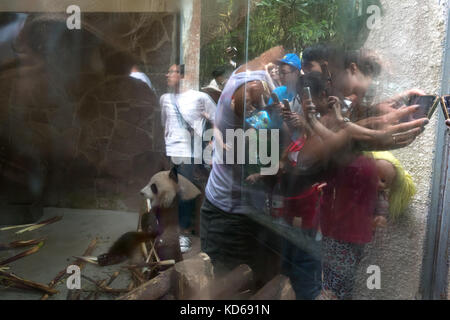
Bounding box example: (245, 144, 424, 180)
(282, 111, 307, 130)
(372, 216, 388, 230)
(245, 173, 261, 184)
(201, 111, 211, 121)
(446, 119, 450, 127)
(375, 89, 426, 114)
(357, 104, 424, 130)
(398, 88, 426, 101)
(359, 106, 428, 150)
(328, 96, 345, 123)
(376, 119, 427, 150)
(303, 98, 318, 120)
(346, 105, 429, 150)
(280, 99, 307, 130)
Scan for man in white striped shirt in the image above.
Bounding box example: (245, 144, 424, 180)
(160, 64, 216, 251)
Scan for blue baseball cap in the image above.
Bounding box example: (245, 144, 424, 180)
(278, 53, 302, 72)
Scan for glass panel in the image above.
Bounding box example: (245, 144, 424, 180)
(0, 0, 447, 301)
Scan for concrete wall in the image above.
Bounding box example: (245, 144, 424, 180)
(353, 0, 448, 299)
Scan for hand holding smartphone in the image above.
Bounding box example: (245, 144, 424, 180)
(408, 95, 439, 119)
(282, 99, 291, 112)
(270, 92, 280, 105)
(400, 94, 439, 122)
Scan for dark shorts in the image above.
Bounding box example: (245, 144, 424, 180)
(200, 198, 262, 279)
(281, 238, 322, 300)
(173, 159, 209, 230)
(200, 197, 322, 299)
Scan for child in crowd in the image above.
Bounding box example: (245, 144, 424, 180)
(319, 151, 416, 300)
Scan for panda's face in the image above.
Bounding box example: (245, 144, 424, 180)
(140, 171, 178, 209)
(140, 167, 201, 209)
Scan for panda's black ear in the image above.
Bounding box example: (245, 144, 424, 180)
(169, 166, 178, 183)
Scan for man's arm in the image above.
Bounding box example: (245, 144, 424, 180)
(295, 101, 429, 172)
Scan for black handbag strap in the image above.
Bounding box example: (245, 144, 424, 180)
(170, 93, 195, 135)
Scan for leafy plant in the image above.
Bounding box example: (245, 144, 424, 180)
(200, 0, 382, 86)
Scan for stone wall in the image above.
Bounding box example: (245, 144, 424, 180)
(353, 0, 448, 299)
(0, 12, 178, 213)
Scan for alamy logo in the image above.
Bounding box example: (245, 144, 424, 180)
(366, 5, 382, 30)
(66, 265, 81, 289)
(66, 5, 81, 30)
(366, 265, 381, 290)
(171, 122, 280, 176)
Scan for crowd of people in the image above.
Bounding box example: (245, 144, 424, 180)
(142, 43, 439, 299)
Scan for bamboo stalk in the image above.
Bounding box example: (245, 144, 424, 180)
(140, 242, 148, 260)
(1, 216, 62, 232)
(0, 271, 58, 295)
(0, 238, 46, 251)
(85, 271, 120, 300)
(148, 240, 160, 262)
(0, 224, 34, 231)
(132, 269, 146, 285)
(40, 238, 97, 300)
(0, 242, 44, 266)
(66, 289, 82, 300)
(16, 216, 63, 234)
(84, 278, 106, 300)
(81, 274, 129, 294)
(96, 271, 120, 300)
(124, 260, 175, 269)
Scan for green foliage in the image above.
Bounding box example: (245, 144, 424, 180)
(251, 0, 339, 52)
(200, 0, 382, 86)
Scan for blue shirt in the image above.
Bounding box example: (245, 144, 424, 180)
(268, 86, 296, 104)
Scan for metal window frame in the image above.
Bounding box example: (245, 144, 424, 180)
(420, 7, 450, 300)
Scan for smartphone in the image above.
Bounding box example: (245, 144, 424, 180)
(320, 63, 332, 85)
(407, 94, 440, 120)
(440, 95, 450, 120)
(270, 92, 280, 104)
(303, 87, 313, 103)
(282, 99, 292, 112)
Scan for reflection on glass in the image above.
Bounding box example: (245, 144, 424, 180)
(0, 0, 446, 301)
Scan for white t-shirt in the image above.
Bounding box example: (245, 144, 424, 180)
(160, 90, 216, 160)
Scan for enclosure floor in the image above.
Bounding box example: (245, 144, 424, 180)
(0, 207, 200, 300)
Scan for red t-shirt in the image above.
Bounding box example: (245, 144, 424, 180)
(320, 155, 378, 244)
(279, 137, 321, 230)
(283, 185, 321, 230)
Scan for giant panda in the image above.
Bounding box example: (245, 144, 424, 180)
(140, 167, 201, 263)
